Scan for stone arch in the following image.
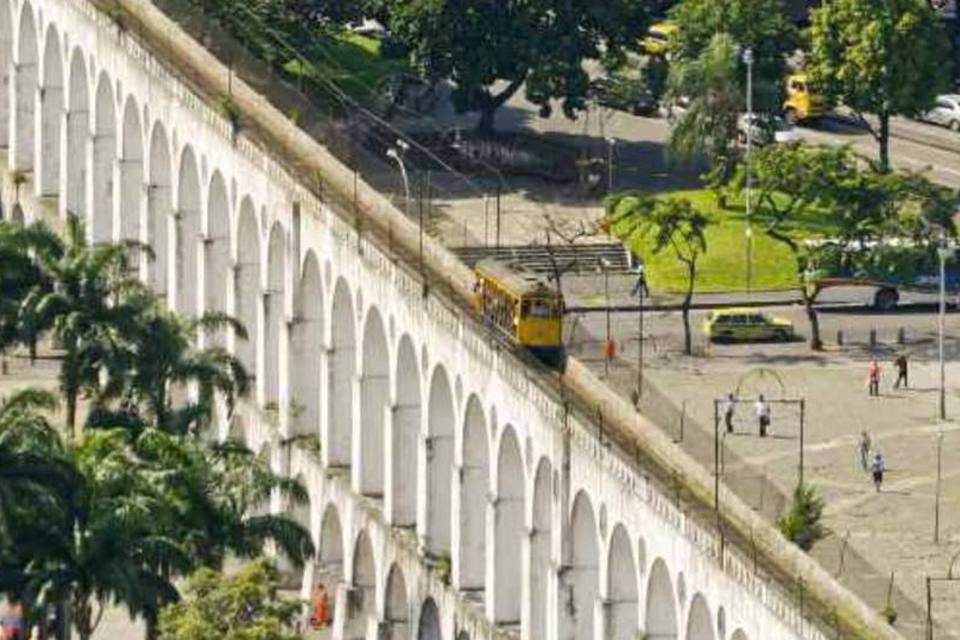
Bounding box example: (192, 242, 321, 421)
(426, 365, 455, 556)
(234, 196, 260, 373)
(730, 630, 748, 640)
(91, 71, 116, 242)
(65, 48, 89, 220)
(119, 96, 143, 243)
(203, 170, 230, 345)
(562, 490, 600, 640)
(38, 23, 62, 196)
(12, 0, 38, 171)
(493, 425, 524, 623)
(685, 594, 714, 640)
(390, 334, 419, 526)
(313, 503, 344, 630)
(175, 145, 201, 316)
(0, 0, 12, 148)
(328, 278, 356, 468)
(290, 251, 323, 437)
(384, 564, 409, 640)
(346, 530, 376, 638)
(417, 598, 442, 640)
(458, 394, 487, 593)
(530, 457, 552, 640)
(146, 122, 172, 297)
(264, 223, 286, 405)
(358, 306, 388, 496)
(606, 524, 639, 640)
(645, 559, 677, 640)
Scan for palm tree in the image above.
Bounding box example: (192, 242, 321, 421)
(607, 194, 711, 355)
(99, 308, 250, 438)
(0, 389, 76, 554)
(17, 216, 151, 436)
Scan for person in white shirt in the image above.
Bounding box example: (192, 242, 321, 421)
(754, 394, 770, 437)
(871, 452, 885, 492)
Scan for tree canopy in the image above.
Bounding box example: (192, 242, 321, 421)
(158, 559, 301, 640)
(388, 0, 651, 133)
(808, 0, 951, 172)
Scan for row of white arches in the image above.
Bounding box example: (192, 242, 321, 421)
(1, 1, 763, 639)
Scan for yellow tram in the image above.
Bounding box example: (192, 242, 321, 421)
(473, 260, 565, 367)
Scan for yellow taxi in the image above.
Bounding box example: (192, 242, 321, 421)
(641, 21, 678, 57)
(783, 73, 825, 123)
(704, 308, 795, 342)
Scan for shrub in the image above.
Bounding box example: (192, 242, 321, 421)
(777, 482, 826, 552)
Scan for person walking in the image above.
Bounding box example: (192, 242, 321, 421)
(893, 353, 908, 389)
(721, 392, 736, 433)
(754, 394, 770, 437)
(631, 262, 650, 298)
(867, 359, 880, 397)
(858, 430, 871, 472)
(871, 452, 886, 492)
(1, 602, 25, 640)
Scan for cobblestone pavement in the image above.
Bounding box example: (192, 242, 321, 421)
(570, 299, 960, 639)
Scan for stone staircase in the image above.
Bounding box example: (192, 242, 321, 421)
(451, 242, 633, 276)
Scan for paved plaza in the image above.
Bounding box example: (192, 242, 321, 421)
(571, 294, 960, 639)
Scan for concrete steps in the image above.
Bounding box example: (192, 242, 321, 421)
(451, 242, 633, 276)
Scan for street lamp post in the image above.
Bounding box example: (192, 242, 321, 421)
(743, 47, 754, 294)
(599, 258, 612, 378)
(938, 237, 953, 421)
(387, 139, 421, 281)
(637, 276, 644, 401)
(935, 431, 944, 544)
(606, 136, 617, 192)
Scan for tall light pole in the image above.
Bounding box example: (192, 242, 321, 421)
(938, 234, 953, 421)
(386, 139, 411, 216)
(935, 431, 944, 544)
(606, 136, 617, 192)
(599, 258, 612, 378)
(743, 47, 754, 294)
(387, 139, 420, 280)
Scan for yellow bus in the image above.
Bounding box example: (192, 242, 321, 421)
(473, 260, 564, 367)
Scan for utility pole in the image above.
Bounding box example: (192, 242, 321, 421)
(743, 47, 754, 294)
(600, 258, 612, 378)
(606, 136, 616, 192)
(637, 278, 644, 401)
(935, 431, 944, 544)
(938, 234, 952, 421)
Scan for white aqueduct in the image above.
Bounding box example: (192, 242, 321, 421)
(0, 1, 902, 640)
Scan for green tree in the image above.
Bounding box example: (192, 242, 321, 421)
(0, 389, 76, 555)
(606, 194, 710, 354)
(777, 482, 826, 552)
(16, 216, 151, 436)
(158, 559, 300, 640)
(730, 143, 853, 349)
(808, 0, 951, 172)
(667, 33, 743, 195)
(88, 306, 250, 438)
(388, 0, 650, 134)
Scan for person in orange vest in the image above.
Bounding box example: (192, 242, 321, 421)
(310, 584, 331, 629)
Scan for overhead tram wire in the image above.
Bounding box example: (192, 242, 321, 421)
(228, 4, 487, 200)
(227, 4, 558, 238)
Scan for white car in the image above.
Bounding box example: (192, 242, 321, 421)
(737, 114, 800, 146)
(922, 94, 960, 131)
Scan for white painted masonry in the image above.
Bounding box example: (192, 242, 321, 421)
(0, 1, 902, 639)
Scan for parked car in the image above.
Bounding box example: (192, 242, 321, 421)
(347, 18, 389, 39)
(704, 308, 795, 342)
(590, 76, 658, 116)
(783, 73, 825, 124)
(922, 94, 960, 131)
(737, 113, 801, 146)
(641, 21, 678, 57)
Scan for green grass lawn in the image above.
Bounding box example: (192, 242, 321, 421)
(282, 33, 407, 103)
(611, 189, 810, 293)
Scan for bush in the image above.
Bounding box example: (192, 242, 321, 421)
(777, 483, 826, 552)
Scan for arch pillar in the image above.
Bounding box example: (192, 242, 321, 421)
(10, 46, 38, 172)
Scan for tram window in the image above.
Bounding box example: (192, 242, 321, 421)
(525, 298, 557, 319)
